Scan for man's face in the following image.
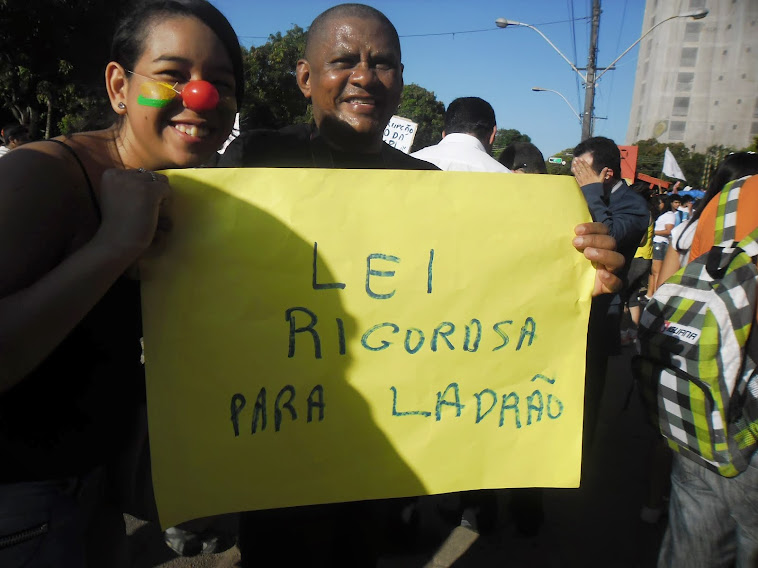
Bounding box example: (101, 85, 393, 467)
(671, 199, 681, 210)
(576, 152, 594, 168)
(575, 151, 615, 187)
(296, 16, 403, 151)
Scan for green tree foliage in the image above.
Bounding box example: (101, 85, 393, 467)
(492, 128, 531, 158)
(743, 136, 758, 153)
(395, 83, 444, 152)
(240, 26, 311, 130)
(633, 139, 713, 187)
(698, 144, 737, 189)
(0, 0, 117, 138)
(545, 148, 574, 176)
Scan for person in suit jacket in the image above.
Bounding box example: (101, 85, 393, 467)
(571, 137, 649, 453)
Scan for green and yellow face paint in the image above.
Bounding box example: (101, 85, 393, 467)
(137, 80, 180, 108)
(128, 71, 181, 108)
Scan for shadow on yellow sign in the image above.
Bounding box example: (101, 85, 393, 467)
(140, 169, 594, 528)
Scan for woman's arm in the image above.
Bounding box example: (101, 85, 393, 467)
(658, 243, 682, 285)
(0, 147, 170, 392)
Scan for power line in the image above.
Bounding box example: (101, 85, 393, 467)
(592, 0, 629, 138)
(568, 0, 582, 110)
(400, 27, 495, 38)
(400, 16, 591, 38)
(237, 16, 591, 42)
(604, 0, 629, 121)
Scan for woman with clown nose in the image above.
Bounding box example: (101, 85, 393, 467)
(0, 0, 243, 565)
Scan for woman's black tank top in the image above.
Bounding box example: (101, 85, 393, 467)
(0, 140, 145, 482)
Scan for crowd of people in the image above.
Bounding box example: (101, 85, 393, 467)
(619, 155, 758, 348)
(0, 1, 755, 567)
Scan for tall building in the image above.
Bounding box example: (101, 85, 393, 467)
(625, 0, 758, 152)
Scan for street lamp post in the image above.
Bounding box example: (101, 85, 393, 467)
(495, 6, 708, 141)
(531, 87, 581, 123)
(493, 18, 586, 80)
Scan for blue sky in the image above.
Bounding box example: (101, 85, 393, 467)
(211, 0, 650, 158)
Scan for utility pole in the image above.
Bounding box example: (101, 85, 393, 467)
(581, 0, 601, 141)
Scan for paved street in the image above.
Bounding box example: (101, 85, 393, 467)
(128, 345, 666, 567)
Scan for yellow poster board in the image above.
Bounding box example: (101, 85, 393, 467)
(140, 168, 595, 528)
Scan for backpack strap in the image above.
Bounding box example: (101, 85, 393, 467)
(674, 218, 697, 254)
(705, 177, 758, 279)
(739, 226, 758, 259)
(713, 178, 743, 247)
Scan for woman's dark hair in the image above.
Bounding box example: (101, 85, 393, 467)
(498, 142, 547, 174)
(630, 180, 653, 200)
(630, 181, 655, 221)
(688, 152, 758, 225)
(111, 0, 244, 107)
(649, 195, 666, 220)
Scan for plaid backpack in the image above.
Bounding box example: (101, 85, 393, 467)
(633, 177, 758, 477)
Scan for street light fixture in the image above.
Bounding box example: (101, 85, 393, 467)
(531, 87, 581, 123)
(495, 18, 586, 81)
(495, 8, 709, 140)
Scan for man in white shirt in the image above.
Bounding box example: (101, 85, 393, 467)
(412, 96, 511, 533)
(411, 97, 510, 172)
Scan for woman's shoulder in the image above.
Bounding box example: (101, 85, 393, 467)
(0, 132, 112, 241)
(1, 139, 79, 193)
(3, 131, 114, 192)
(4, 135, 89, 178)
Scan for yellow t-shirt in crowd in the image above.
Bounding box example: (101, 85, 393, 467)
(635, 218, 654, 260)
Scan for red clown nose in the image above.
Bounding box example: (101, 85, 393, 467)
(181, 80, 219, 111)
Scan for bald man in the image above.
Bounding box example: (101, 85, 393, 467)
(228, 10, 437, 565)
(220, 3, 437, 169)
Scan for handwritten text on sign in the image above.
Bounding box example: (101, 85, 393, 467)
(140, 169, 594, 528)
(382, 115, 418, 153)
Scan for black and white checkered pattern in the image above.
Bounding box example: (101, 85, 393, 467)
(633, 176, 758, 477)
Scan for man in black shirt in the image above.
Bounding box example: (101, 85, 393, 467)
(220, 121, 438, 170)
(222, 4, 625, 565)
(219, 4, 436, 171)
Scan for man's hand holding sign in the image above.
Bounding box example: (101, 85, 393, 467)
(574, 222, 623, 296)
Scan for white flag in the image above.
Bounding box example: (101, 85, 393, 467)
(662, 147, 686, 181)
